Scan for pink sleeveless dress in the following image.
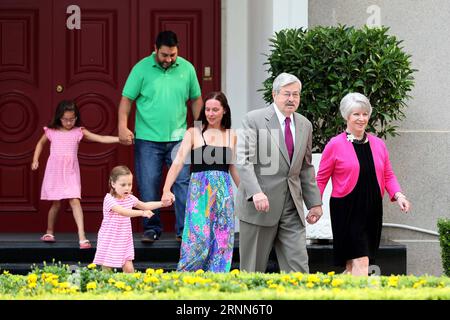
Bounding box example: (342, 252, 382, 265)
(40, 127, 83, 200)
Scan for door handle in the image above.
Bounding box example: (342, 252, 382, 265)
(56, 85, 64, 93)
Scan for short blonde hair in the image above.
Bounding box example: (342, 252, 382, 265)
(339, 92, 372, 120)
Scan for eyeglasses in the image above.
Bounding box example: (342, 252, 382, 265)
(280, 91, 300, 99)
(60, 117, 77, 123)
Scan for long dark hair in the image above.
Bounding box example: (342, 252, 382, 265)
(48, 100, 81, 129)
(197, 91, 231, 129)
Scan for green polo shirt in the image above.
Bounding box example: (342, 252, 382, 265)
(122, 53, 201, 142)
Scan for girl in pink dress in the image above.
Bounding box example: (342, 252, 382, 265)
(32, 100, 119, 249)
(93, 165, 166, 273)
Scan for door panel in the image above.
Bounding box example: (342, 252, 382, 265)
(0, 0, 52, 231)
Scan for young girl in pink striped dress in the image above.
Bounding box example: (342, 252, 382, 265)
(93, 165, 166, 273)
(32, 100, 119, 249)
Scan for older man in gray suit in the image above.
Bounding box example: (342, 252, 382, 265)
(236, 72, 323, 273)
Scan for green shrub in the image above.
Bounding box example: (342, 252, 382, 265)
(438, 218, 450, 276)
(262, 25, 416, 152)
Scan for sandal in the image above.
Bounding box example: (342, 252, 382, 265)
(79, 240, 91, 249)
(40, 234, 55, 242)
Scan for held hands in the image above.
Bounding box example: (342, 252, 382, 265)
(118, 127, 134, 146)
(31, 161, 39, 170)
(253, 192, 269, 212)
(141, 210, 154, 218)
(161, 191, 175, 207)
(306, 206, 323, 224)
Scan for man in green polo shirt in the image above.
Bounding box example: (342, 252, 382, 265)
(118, 31, 203, 243)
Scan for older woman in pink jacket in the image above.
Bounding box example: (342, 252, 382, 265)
(316, 92, 411, 276)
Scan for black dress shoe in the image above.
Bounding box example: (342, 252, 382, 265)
(141, 230, 158, 243)
(175, 235, 182, 242)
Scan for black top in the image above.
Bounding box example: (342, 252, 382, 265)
(190, 130, 232, 173)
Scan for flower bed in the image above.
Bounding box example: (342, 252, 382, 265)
(0, 263, 449, 300)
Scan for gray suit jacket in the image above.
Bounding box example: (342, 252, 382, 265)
(235, 104, 322, 227)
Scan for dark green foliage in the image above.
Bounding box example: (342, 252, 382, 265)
(437, 218, 450, 276)
(262, 25, 416, 152)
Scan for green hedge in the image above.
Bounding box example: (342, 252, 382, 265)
(438, 218, 450, 276)
(0, 263, 449, 300)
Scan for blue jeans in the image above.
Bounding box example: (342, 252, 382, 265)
(134, 139, 190, 237)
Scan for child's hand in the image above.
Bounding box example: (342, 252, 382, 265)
(161, 191, 175, 207)
(141, 210, 154, 218)
(31, 161, 39, 170)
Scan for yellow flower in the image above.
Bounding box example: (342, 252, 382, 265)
(115, 281, 126, 289)
(86, 281, 97, 290)
(144, 276, 159, 284)
(28, 282, 37, 289)
(172, 274, 180, 280)
(108, 278, 116, 284)
(322, 278, 331, 284)
(387, 276, 399, 287)
(195, 269, 204, 275)
(132, 273, 141, 279)
(331, 279, 344, 287)
(293, 272, 304, 281)
(3, 270, 10, 275)
(327, 271, 335, 276)
(125, 285, 132, 291)
(281, 275, 291, 282)
(306, 282, 314, 288)
(27, 274, 38, 283)
(230, 269, 240, 275)
(307, 274, 320, 283)
(145, 268, 155, 275)
(155, 269, 164, 274)
(87, 263, 96, 269)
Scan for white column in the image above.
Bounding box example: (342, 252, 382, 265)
(222, 0, 249, 130)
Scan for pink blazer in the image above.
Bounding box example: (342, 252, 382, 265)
(316, 132, 401, 201)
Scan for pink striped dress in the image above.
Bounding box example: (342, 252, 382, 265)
(40, 126, 83, 200)
(93, 193, 138, 268)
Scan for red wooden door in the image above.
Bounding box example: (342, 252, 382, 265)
(0, 0, 221, 233)
(0, 0, 53, 232)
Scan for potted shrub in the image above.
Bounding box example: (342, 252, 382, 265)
(262, 25, 416, 239)
(437, 218, 450, 276)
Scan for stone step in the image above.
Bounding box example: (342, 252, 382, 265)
(0, 233, 406, 275)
